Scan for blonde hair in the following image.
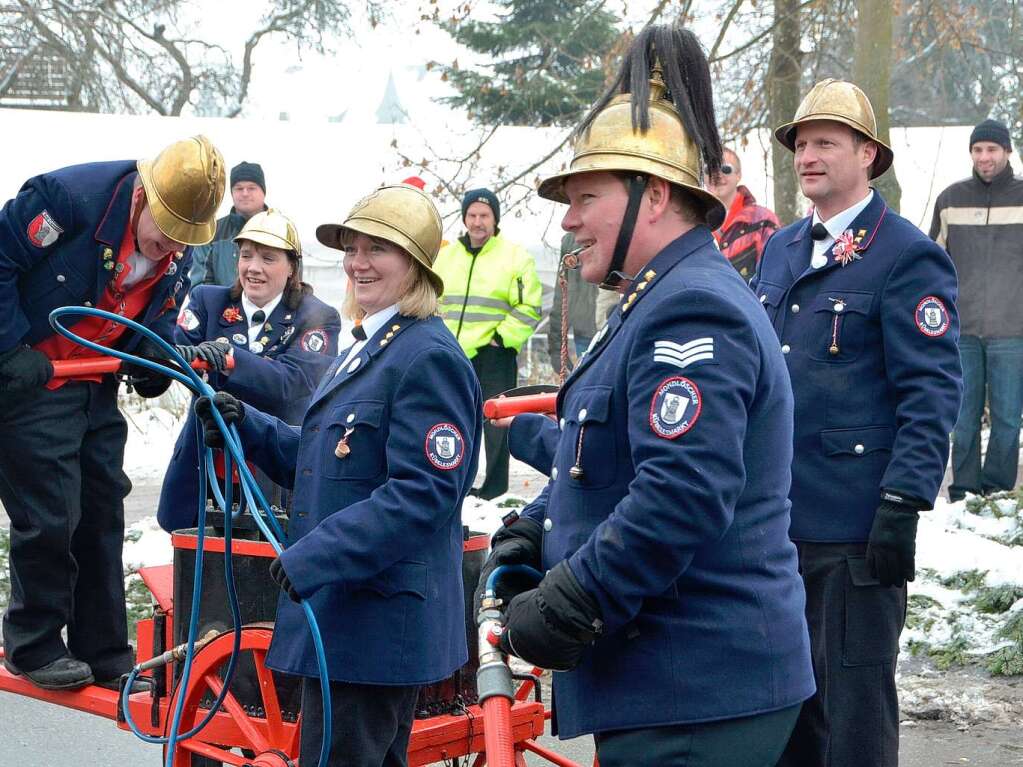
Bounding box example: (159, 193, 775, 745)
(340, 236, 439, 322)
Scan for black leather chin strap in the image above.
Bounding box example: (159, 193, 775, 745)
(600, 174, 648, 290)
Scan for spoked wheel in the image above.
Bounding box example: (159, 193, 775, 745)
(166, 625, 301, 767)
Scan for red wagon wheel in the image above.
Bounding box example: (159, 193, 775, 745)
(166, 625, 300, 767)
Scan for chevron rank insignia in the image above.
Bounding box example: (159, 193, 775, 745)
(653, 337, 715, 371)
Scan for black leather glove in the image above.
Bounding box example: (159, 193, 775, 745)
(866, 498, 920, 587)
(269, 557, 301, 603)
(499, 561, 603, 671)
(0, 345, 53, 393)
(126, 338, 171, 399)
(176, 341, 231, 372)
(194, 391, 245, 448)
(473, 516, 543, 612)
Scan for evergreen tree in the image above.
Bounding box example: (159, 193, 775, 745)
(437, 0, 622, 127)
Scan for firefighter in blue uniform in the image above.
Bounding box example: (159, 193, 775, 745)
(751, 80, 963, 767)
(156, 209, 340, 532)
(195, 184, 482, 767)
(475, 25, 815, 766)
(0, 136, 225, 690)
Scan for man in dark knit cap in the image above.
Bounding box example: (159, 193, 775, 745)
(189, 161, 269, 287)
(433, 187, 542, 499)
(931, 119, 1023, 501)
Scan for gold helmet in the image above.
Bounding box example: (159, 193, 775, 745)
(774, 78, 894, 178)
(234, 208, 302, 256)
(538, 76, 725, 228)
(137, 135, 226, 246)
(316, 185, 444, 294)
(538, 25, 725, 230)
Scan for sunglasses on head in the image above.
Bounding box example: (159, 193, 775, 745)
(719, 163, 735, 175)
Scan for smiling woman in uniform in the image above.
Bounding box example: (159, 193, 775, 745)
(156, 208, 340, 532)
(193, 184, 482, 767)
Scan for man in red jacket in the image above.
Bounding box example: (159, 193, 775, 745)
(707, 148, 781, 280)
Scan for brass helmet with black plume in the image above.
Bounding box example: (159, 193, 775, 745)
(538, 23, 726, 289)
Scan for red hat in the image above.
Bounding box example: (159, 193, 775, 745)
(402, 176, 426, 190)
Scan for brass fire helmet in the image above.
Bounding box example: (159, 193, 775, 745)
(136, 135, 226, 246)
(234, 208, 302, 257)
(774, 78, 894, 179)
(316, 184, 444, 295)
(537, 78, 726, 229)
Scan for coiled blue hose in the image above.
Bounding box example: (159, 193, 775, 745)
(48, 306, 332, 767)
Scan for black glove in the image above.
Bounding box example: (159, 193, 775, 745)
(176, 341, 231, 373)
(194, 391, 245, 448)
(269, 557, 301, 603)
(499, 561, 603, 671)
(0, 345, 53, 393)
(125, 339, 171, 399)
(866, 498, 920, 587)
(473, 516, 543, 612)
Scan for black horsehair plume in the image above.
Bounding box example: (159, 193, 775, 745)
(577, 22, 723, 179)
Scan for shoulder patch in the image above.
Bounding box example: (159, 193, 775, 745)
(649, 376, 702, 439)
(425, 423, 465, 470)
(27, 210, 63, 248)
(301, 328, 327, 353)
(653, 337, 714, 371)
(177, 308, 200, 331)
(915, 296, 950, 337)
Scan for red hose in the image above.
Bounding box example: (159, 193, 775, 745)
(51, 355, 233, 380)
(481, 694, 517, 767)
(483, 393, 557, 420)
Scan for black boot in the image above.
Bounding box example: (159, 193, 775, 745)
(3, 655, 94, 690)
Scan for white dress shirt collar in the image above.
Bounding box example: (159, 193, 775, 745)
(337, 304, 400, 372)
(810, 190, 874, 269)
(242, 292, 283, 347)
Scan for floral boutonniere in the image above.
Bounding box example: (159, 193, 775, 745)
(832, 229, 861, 267)
(222, 306, 243, 323)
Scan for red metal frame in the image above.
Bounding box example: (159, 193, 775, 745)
(0, 532, 582, 766)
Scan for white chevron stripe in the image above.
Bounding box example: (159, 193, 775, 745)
(654, 351, 715, 369)
(654, 343, 714, 360)
(655, 337, 713, 356)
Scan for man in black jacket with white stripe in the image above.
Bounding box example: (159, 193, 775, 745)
(930, 118, 1023, 500)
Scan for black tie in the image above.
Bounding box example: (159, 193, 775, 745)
(810, 223, 830, 241)
(352, 324, 367, 341)
(251, 310, 266, 326)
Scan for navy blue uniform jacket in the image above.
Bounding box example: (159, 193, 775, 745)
(751, 193, 963, 541)
(519, 227, 814, 738)
(237, 314, 482, 685)
(156, 285, 341, 532)
(0, 160, 188, 353)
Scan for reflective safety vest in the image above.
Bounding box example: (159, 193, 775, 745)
(434, 233, 542, 358)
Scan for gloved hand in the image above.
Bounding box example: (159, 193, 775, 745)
(499, 561, 603, 671)
(175, 341, 231, 373)
(0, 345, 53, 393)
(269, 557, 301, 603)
(125, 338, 171, 399)
(194, 391, 245, 448)
(866, 498, 920, 587)
(473, 516, 543, 612)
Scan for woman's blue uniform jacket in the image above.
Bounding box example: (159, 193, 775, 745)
(751, 192, 962, 541)
(236, 314, 482, 685)
(0, 160, 187, 353)
(156, 285, 340, 532)
(513, 227, 815, 738)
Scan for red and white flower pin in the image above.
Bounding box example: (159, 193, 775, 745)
(222, 306, 243, 323)
(832, 229, 861, 267)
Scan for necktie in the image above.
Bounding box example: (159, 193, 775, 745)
(251, 310, 266, 326)
(810, 223, 829, 241)
(352, 324, 367, 341)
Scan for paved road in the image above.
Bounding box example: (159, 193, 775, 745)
(1, 693, 1021, 766)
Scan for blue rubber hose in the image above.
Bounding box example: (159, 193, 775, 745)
(48, 307, 332, 767)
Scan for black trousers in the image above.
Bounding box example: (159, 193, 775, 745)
(595, 704, 801, 767)
(777, 542, 907, 767)
(299, 676, 420, 767)
(0, 379, 133, 679)
(471, 344, 518, 500)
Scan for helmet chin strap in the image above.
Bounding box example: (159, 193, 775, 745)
(599, 174, 649, 290)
